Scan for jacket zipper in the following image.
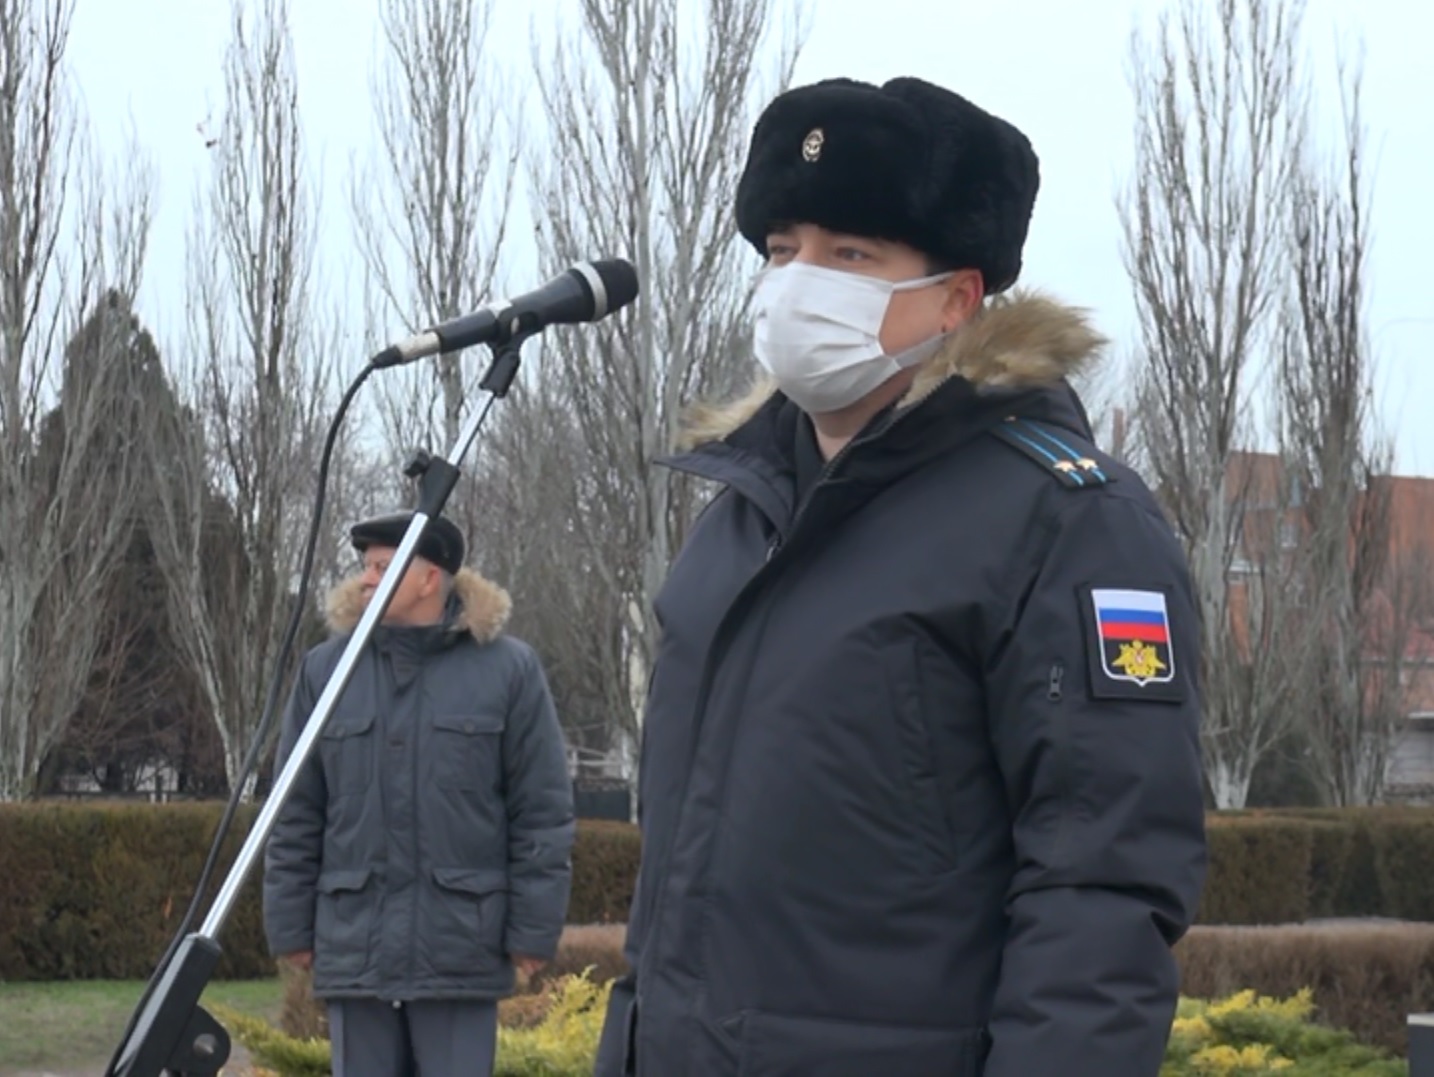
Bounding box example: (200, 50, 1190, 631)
(765, 408, 909, 558)
(636, 403, 929, 1006)
(1048, 662, 1064, 701)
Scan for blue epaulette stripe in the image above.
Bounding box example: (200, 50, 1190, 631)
(1014, 419, 1109, 482)
(1003, 427, 1087, 487)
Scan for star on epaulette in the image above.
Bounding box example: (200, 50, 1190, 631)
(989, 417, 1110, 489)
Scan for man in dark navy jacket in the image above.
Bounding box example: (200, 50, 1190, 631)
(595, 75, 1207, 1077)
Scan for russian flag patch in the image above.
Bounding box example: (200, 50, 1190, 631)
(1090, 588, 1176, 688)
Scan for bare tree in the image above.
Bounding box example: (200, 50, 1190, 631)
(528, 0, 804, 768)
(1120, 0, 1312, 808)
(148, 0, 333, 797)
(1279, 66, 1398, 804)
(0, 0, 154, 799)
(349, 0, 518, 531)
(464, 392, 625, 757)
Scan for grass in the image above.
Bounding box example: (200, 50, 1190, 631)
(0, 978, 281, 1074)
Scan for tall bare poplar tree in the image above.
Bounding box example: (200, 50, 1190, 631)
(350, 0, 517, 525)
(1120, 0, 1311, 807)
(0, 0, 154, 798)
(149, 0, 333, 796)
(1279, 70, 1401, 804)
(526, 0, 803, 765)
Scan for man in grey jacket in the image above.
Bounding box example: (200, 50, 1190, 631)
(263, 510, 575, 1077)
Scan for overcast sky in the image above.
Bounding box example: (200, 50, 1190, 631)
(63, 0, 1434, 473)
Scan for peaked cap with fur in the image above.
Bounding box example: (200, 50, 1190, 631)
(735, 77, 1039, 293)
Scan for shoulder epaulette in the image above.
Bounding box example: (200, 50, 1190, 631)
(989, 417, 1110, 489)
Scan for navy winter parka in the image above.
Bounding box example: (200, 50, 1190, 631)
(595, 294, 1208, 1077)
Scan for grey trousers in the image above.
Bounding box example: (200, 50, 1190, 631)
(327, 998, 499, 1077)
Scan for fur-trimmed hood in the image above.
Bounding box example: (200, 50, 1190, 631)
(324, 567, 513, 644)
(680, 290, 1106, 448)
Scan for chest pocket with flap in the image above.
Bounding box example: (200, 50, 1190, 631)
(320, 713, 376, 798)
(432, 712, 505, 792)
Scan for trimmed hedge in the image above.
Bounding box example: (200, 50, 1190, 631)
(569, 819, 640, 924)
(0, 802, 270, 980)
(1201, 807, 1434, 924)
(0, 803, 640, 981)
(5, 802, 1434, 980)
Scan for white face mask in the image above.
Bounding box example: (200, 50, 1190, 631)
(751, 261, 953, 415)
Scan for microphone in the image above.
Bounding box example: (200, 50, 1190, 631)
(372, 258, 639, 367)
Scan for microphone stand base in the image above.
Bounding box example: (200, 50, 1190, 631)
(109, 935, 231, 1077)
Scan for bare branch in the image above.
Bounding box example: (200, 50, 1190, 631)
(1119, 0, 1312, 807)
(1278, 53, 1396, 804)
(0, 0, 161, 799)
(349, 0, 519, 539)
(147, 0, 332, 797)
(518, 0, 806, 770)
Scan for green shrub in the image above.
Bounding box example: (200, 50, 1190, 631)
(0, 803, 639, 982)
(274, 923, 629, 1038)
(1200, 818, 1312, 923)
(566, 820, 640, 925)
(223, 971, 613, 1077)
(8, 801, 1434, 988)
(227, 981, 1404, 1077)
(1372, 815, 1434, 921)
(1176, 922, 1434, 1057)
(215, 1005, 331, 1077)
(0, 802, 269, 980)
(1303, 821, 1355, 919)
(494, 971, 612, 1077)
(1200, 807, 1434, 927)
(1162, 989, 1405, 1075)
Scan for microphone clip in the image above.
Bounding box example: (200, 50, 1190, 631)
(479, 328, 534, 398)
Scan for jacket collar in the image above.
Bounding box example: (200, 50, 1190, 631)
(323, 567, 512, 643)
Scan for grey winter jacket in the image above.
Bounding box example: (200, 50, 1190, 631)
(594, 294, 1207, 1077)
(262, 569, 575, 1001)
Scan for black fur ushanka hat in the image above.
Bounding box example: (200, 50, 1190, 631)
(735, 77, 1039, 294)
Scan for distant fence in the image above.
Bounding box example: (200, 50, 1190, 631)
(40, 789, 222, 804)
(574, 784, 632, 822)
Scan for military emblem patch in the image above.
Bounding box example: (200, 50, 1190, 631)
(1081, 586, 1184, 702)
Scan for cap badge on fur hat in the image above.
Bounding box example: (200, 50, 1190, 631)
(802, 128, 824, 162)
(736, 77, 1040, 294)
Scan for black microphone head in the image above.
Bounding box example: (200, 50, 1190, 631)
(570, 258, 640, 321)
